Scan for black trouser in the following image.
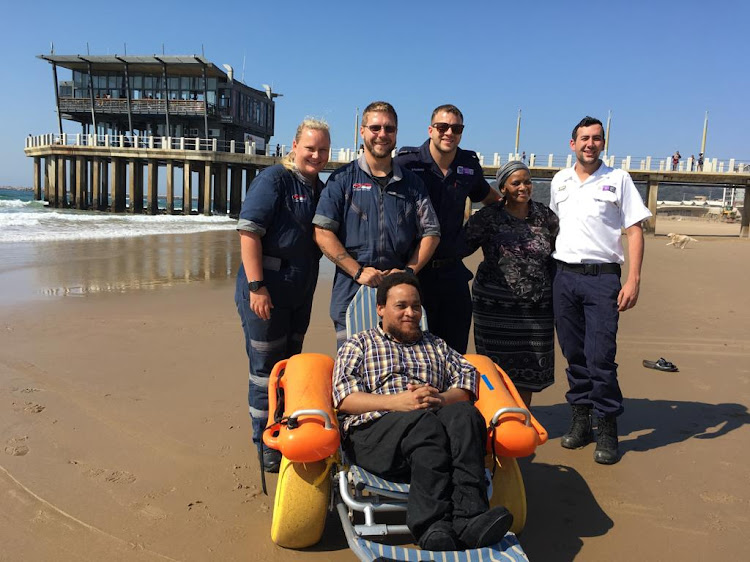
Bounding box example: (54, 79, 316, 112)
(343, 401, 488, 539)
(418, 262, 473, 354)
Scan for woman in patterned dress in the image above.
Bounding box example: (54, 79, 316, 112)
(461, 161, 558, 407)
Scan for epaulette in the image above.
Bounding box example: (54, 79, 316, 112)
(396, 146, 420, 155)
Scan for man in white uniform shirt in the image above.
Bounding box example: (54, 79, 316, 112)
(549, 116, 651, 465)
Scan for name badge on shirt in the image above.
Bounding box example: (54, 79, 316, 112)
(602, 185, 616, 193)
(456, 166, 474, 176)
(291, 194, 307, 203)
(352, 183, 372, 191)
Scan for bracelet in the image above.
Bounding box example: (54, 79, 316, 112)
(353, 265, 365, 281)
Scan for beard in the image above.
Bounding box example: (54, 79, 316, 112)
(387, 323, 422, 344)
(364, 136, 394, 159)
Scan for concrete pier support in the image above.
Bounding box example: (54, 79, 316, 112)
(645, 177, 659, 233)
(43, 157, 51, 203)
(183, 162, 192, 215)
(741, 185, 750, 238)
(101, 158, 109, 210)
(75, 156, 87, 210)
(203, 162, 212, 216)
(216, 164, 228, 215)
(47, 156, 58, 207)
(245, 167, 256, 192)
(229, 166, 242, 217)
(33, 157, 41, 200)
(92, 158, 101, 210)
(112, 158, 125, 212)
(197, 165, 206, 215)
(147, 161, 158, 214)
(60, 157, 69, 207)
(166, 161, 175, 214)
(129, 160, 144, 213)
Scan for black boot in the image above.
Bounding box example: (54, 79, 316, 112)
(594, 415, 620, 465)
(561, 405, 593, 449)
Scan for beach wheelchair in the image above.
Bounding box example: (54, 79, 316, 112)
(262, 286, 548, 561)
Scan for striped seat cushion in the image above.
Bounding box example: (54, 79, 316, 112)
(349, 464, 410, 497)
(352, 533, 528, 561)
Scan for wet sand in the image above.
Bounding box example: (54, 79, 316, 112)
(0, 228, 748, 561)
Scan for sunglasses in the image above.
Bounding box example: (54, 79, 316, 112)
(432, 123, 465, 134)
(364, 124, 397, 134)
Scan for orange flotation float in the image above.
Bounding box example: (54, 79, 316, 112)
(464, 354, 548, 458)
(263, 353, 340, 463)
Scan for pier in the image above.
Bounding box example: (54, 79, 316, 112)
(24, 133, 750, 236)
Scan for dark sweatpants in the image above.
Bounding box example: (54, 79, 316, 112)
(343, 401, 488, 540)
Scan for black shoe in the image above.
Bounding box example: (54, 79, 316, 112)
(561, 404, 594, 449)
(261, 448, 282, 473)
(419, 521, 459, 551)
(594, 415, 620, 465)
(456, 507, 513, 549)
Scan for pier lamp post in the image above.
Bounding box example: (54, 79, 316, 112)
(604, 110, 612, 158)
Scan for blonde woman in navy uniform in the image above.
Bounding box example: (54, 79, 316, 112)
(234, 118, 330, 472)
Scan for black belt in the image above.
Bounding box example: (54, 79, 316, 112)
(429, 257, 458, 269)
(557, 261, 621, 276)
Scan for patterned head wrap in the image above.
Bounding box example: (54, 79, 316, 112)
(496, 160, 530, 191)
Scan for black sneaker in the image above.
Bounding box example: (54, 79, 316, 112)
(262, 448, 282, 473)
(456, 507, 513, 549)
(419, 521, 459, 551)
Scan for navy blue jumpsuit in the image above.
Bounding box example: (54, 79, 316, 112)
(395, 141, 491, 353)
(234, 164, 323, 444)
(313, 155, 440, 345)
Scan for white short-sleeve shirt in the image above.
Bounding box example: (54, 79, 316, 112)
(549, 162, 651, 265)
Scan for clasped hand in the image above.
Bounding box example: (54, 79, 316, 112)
(392, 383, 444, 411)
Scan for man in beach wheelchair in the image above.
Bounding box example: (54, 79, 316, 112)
(263, 276, 545, 560)
(332, 273, 513, 551)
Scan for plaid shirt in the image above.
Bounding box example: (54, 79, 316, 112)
(333, 325, 478, 434)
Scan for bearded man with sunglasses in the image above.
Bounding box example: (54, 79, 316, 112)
(314, 101, 440, 346)
(395, 105, 499, 353)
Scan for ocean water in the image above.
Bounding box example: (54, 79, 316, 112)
(0, 188, 236, 243)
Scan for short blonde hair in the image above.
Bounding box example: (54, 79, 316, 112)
(362, 101, 398, 127)
(282, 118, 331, 171)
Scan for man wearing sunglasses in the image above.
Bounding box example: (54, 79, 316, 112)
(314, 101, 440, 346)
(395, 105, 499, 353)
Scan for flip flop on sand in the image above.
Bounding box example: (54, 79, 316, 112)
(643, 358, 679, 372)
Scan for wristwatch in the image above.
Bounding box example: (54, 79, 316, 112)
(248, 280, 266, 292)
(404, 266, 415, 276)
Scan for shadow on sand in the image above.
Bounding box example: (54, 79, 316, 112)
(532, 398, 749, 455)
(307, 399, 750, 559)
(518, 454, 611, 561)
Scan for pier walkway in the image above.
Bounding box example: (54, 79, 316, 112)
(24, 133, 750, 236)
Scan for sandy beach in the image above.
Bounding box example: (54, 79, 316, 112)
(1, 222, 749, 561)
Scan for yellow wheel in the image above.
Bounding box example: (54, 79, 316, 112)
(487, 456, 527, 534)
(270, 456, 331, 548)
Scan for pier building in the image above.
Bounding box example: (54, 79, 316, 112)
(26, 53, 283, 217)
(39, 54, 276, 148)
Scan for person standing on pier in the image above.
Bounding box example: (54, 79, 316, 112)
(313, 101, 440, 347)
(550, 116, 651, 465)
(672, 150, 681, 171)
(235, 118, 331, 472)
(394, 104, 499, 353)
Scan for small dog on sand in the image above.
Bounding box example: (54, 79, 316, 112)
(666, 233, 698, 249)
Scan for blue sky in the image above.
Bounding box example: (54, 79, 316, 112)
(1, 0, 747, 186)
